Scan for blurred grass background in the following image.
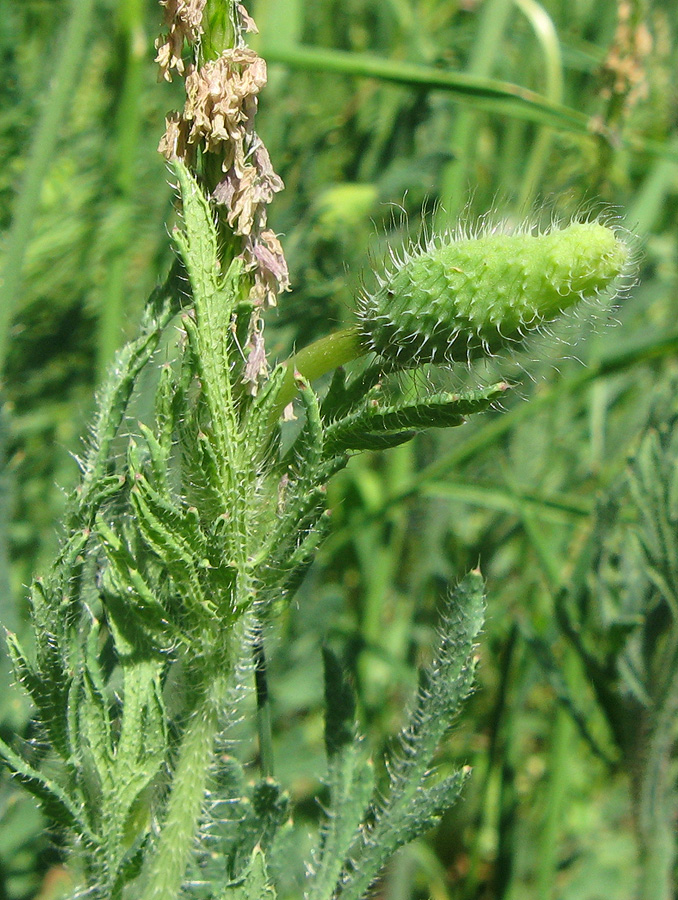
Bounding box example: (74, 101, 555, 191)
(1, 0, 677, 897)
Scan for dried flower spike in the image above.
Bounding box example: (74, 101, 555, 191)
(156, 1, 289, 392)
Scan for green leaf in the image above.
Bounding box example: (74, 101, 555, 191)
(138, 422, 173, 497)
(229, 778, 291, 879)
(629, 429, 678, 618)
(179, 401, 231, 522)
(334, 572, 485, 900)
(18, 582, 73, 759)
(255, 378, 336, 598)
(325, 383, 508, 453)
(78, 623, 114, 798)
(242, 363, 288, 456)
(320, 363, 387, 424)
(0, 734, 95, 842)
(308, 748, 374, 900)
(129, 468, 212, 618)
(106, 662, 168, 836)
(307, 648, 374, 900)
(154, 362, 181, 460)
(322, 646, 357, 758)
(291, 374, 324, 471)
(97, 518, 175, 649)
(217, 847, 277, 900)
(5, 631, 45, 715)
(328, 428, 416, 452)
(69, 273, 178, 531)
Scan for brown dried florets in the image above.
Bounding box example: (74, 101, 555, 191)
(182, 50, 267, 149)
(235, 2, 259, 34)
(246, 229, 291, 308)
(159, 48, 286, 289)
(242, 326, 268, 390)
(213, 144, 284, 236)
(157, 110, 189, 161)
(155, 0, 207, 81)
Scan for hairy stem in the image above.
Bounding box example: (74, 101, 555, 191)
(138, 671, 229, 900)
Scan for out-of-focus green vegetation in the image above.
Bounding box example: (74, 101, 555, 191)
(1, 0, 677, 897)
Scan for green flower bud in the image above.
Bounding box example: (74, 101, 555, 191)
(359, 220, 630, 365)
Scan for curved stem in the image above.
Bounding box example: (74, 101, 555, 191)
(513, 0, 564, 211)
(269, 326, 365, 423)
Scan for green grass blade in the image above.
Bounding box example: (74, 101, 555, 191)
(96, 0, 148, 378)
(0, 0, 96, 377)
(261, 43, 590, 135)
(513, 0, 564, 211)
(261, 44, 678, 165)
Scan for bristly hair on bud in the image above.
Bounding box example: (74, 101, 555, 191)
(357, 216, 634, 367)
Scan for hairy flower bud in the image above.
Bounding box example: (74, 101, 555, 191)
(359, 221, 630, 365)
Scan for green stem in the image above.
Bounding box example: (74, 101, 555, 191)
(202, 0, 236, 63)
(0, 0, 96, 379)
(270, 326, 365, 422)
(138, 673, 228, 900)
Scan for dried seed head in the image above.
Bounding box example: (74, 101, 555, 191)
(600, 0, 653, 112)
(359, 220, 631, 366)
